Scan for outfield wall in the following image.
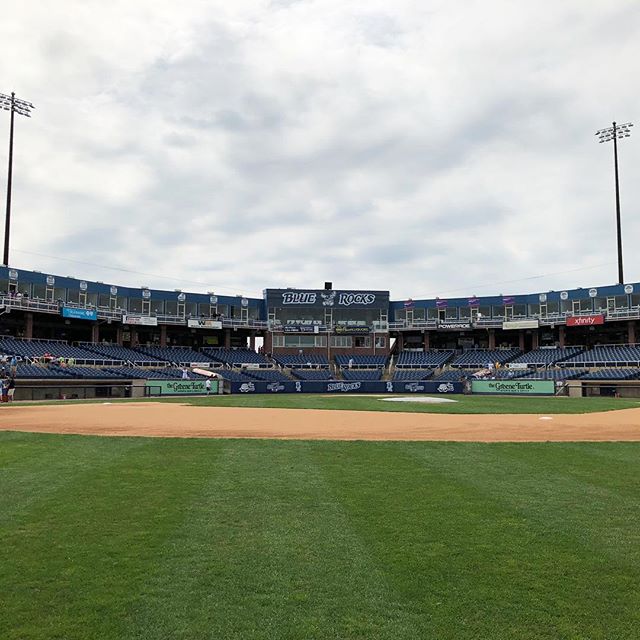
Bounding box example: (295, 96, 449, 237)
(227, 380, 463, 394)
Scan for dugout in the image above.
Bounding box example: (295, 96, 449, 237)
(565, 379, 640, 399)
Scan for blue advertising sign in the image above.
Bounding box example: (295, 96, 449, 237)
(61, 307, 97, 321)
(227, 380, 463, 395)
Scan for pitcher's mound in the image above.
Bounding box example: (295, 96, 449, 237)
(381, 396, 458, 404)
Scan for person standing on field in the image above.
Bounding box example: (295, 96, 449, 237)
(205, 378, 212, 395)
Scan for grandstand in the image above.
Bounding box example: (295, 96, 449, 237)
(80, 343, 168, 365)
(560, 345, 640, 367)
(395, 350, 454, 368)
(291, 369, 333, 381)
(202, 348, 271, 367)
(392, 369, 434, 381)
(450, 349, 521, 369)
(508, 347, 584, 367)
(342, 369, 382, 381)
(335, 355, 388, 369)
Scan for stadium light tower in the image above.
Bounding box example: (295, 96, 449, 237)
(596, 121, 633, 285)
(1, 91, 35, 266)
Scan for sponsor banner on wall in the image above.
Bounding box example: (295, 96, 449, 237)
(123, 315, 158, 326)
(187, 319, 223, 329)
(145, 379, 217, 395)
(566, 314, 605, 327)
(507, 362, 529, 370)
(472, 380, 555, 395)
(282, 325, 319, 333)
(502, 320, 539, 330)
(438, 322, 471, 331)
(333, 325, 370, 335)
(61, 307, 97, 321)
(265, 289, 389, 310)
(228, 380, 463, 394)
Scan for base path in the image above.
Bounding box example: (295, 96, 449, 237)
(2, 402, 640, 441)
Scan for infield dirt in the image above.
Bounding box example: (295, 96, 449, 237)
(2, 402, 640, 441)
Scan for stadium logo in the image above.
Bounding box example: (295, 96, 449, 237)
(282, 292, 317, 304)
(338, 293, 376, 306)
(267, 383, 285, 392)
(321, 291, 336, 306)
(239, 382, 256, 393)
(327, 381, 361, 392)
(437, 383, 455, 393)
(386, 381, 394, 392)
(295, 381, 302, 392)
(405, 382, 425, 392)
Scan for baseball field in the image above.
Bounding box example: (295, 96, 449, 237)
(2, 395, 640, 639)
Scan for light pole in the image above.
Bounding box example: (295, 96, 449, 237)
(1, 91, 35, 266)
(596, 121, 633, 284)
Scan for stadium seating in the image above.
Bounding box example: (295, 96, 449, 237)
(508, 347, 584, 367)
(273, 354, 329, 368)
(518, 369, 585, 381)
(560, 346, 640, 367)
(245, 369, 291, 383)
(342, 369, 382, 381)
(134, 346, 220, 365)
(202, 348, 271, 366)
(335, 355, 387, 368)
(80, 343, 167, 364)
(392, 369, 434, 381)
(395, 351, 454, 368)
(14, 363, 74, 379)
(0, 338, 119, 364)
(432, 369, 473, 381)
(214, 369, 256, 383)
(291, 369, 333, 381)
(579, 368, 640, 380)
(450, 349, 520, 369)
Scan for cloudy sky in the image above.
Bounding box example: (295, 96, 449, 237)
(1, 1, 639, 300)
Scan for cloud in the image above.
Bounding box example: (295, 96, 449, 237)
(0, 0, 638, 300)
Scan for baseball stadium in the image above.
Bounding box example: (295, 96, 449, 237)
(2, 266, 640, 638)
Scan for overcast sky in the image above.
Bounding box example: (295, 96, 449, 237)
(1, 1, 639, 300)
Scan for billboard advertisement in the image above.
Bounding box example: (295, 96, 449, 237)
(187, 319, 223, 329)
(265, 289, 389, 310)
(566, 314, 605, 327)
(145, 379, 217, 395)
(472, 380, 555, 395)
(123, 315, 158, 326)
(61, 307, 97, 321)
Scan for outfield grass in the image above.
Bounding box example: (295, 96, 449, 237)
(15, 393, 640, 414)
(2, 433, 640, 639)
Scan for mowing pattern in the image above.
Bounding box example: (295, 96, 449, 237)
(2, 434, 640, 639)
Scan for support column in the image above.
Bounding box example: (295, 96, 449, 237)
(423, 331, 430, 351)
(558, 325, 565, 348)
(91, 322, 99, 343)
(518, 330, 525, 351)
(249, 334, 256, 350)
(160, 324, 167, 347)
(397, 332, 404, 352)
(25, 312, 33, 339)
(224, 329, 231, 349)
(488, 329, 496, 350)
(532, 331, 539, 350)
(131, 328, 139, 347)
(116, 327, 124, 346)
(628, 321, 636, 345)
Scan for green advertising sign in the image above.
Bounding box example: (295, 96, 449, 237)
(145, 379, 217, 395)
(471, 379, 555, 395)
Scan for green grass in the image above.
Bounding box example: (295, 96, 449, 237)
(15, 393, 640, 414)
(2, 433, 640, 639)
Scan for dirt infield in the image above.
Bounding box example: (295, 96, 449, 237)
(2, 402, 640, 441)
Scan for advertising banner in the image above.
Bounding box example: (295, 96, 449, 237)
(228, 380, 463, 394)
(61, 307, 97, 321)
(282, 325, 319, 333)
(471, 380, 555, 395)
(123, 315, 158, 326)
(502, 320, 539, 330)
(438, 322, 471, 331)
(566, 314, 605, 327)
(145, 379, 216, 395)
(333, 325, 370, 335)
(266, 289, 389, 310)
(187, 319, 223, 329)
